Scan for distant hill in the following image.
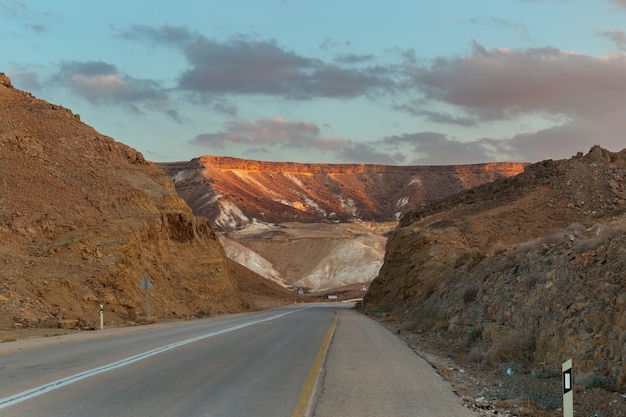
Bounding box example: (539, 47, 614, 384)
(0, 73, 242, 329)
(366, 145, 626, 390)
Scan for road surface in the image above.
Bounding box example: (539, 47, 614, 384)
(0, 304, 474, 417)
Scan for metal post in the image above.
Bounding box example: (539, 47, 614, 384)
(139, 276, 153, 318)
(144, 287, 150, 317)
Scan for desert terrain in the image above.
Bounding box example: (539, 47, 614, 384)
(1, 73, 624, 416)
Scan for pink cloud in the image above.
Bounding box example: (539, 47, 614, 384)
(409, 41, 626, 122)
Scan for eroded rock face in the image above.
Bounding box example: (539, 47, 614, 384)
(366, 146, 626, 388)
(0, 73, 242, 328)
(157, 156, 527, 233)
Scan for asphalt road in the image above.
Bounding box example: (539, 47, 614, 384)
(0, 304, 474, 417)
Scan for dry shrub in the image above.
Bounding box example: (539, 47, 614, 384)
(565, 222, 588, 236)
(576, 372, 617, 390)
(431, 319, 449, 332)
(490, 241, 510, 256)
(572, 237, 601, 253)
(487, 330, 536, 366)
(469, 346, 485, 363)
(401, 308, 439, 333)
(597, 221, 626, 242)
(513, 232, 562, 253)
(454, 248, 485, 269)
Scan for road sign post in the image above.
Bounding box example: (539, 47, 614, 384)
(139, 276, 153, 317)
(99, 304, 104, 330)
(562, 359, 573, 417)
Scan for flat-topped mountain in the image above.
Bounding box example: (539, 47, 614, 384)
(157, 156, 527, 233)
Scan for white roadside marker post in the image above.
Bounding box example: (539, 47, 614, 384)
(562, 359, 573, 417)
(99, 304, 104, 330)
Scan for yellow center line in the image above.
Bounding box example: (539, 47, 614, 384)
(291, 310, 339, 417)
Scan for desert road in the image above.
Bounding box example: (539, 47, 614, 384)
(0, 304, 473, 417)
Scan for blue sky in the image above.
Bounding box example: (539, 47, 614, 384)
(2, 0, 626, 164)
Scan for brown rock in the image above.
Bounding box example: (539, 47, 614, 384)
(0, 74, 243, 329)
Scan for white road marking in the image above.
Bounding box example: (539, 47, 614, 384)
(0, 308, 305, 409)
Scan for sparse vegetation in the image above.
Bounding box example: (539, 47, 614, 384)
(469, 346, 485, 363)
(496, 373, 562, 411)
(466, 327, 483, 347)
(400, 308, 438, 333)
(577, 372, 617, 390)
(454, 249, 485, 269)
(486, 330, 536, 366)
(513, 232, 562, 253)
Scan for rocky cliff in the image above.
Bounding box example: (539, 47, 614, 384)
(0, 73, 242, 329)
(366, 145, 626, 389)
(157, 156, 527, 233)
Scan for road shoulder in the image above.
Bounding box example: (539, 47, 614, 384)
(311, 309, 476, 417)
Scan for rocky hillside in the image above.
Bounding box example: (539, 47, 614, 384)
(0, 73, 243, 329)
(366, 145, 626, 390)
(157, 156, 527, 233)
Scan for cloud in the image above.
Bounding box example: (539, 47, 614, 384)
(334, 53, 376, 64)
(611, 0, 626, 7)
(191, 117, 345, 150)
(1, 0, 52, 32)
(392, 101, 478, 126)
(121, 25, 398, 99)
(119, 24, 201, 46)
(51, 60, 180, 119)
(503, 120, 626, 162)
(469, 16, 531, 42)
(9, 69, 41, 91)
(407, 41, 626, 122)
(598, 29, 626, 51)
(179, 37, 395, 99)
(381, 132, 493, 165)
(337, 142, 400, 165)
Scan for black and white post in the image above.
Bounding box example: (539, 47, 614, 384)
(99, 303, 104, 330)
(562, 359, 573, 417)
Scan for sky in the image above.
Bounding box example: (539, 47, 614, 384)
(2, 0, 626, 165)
